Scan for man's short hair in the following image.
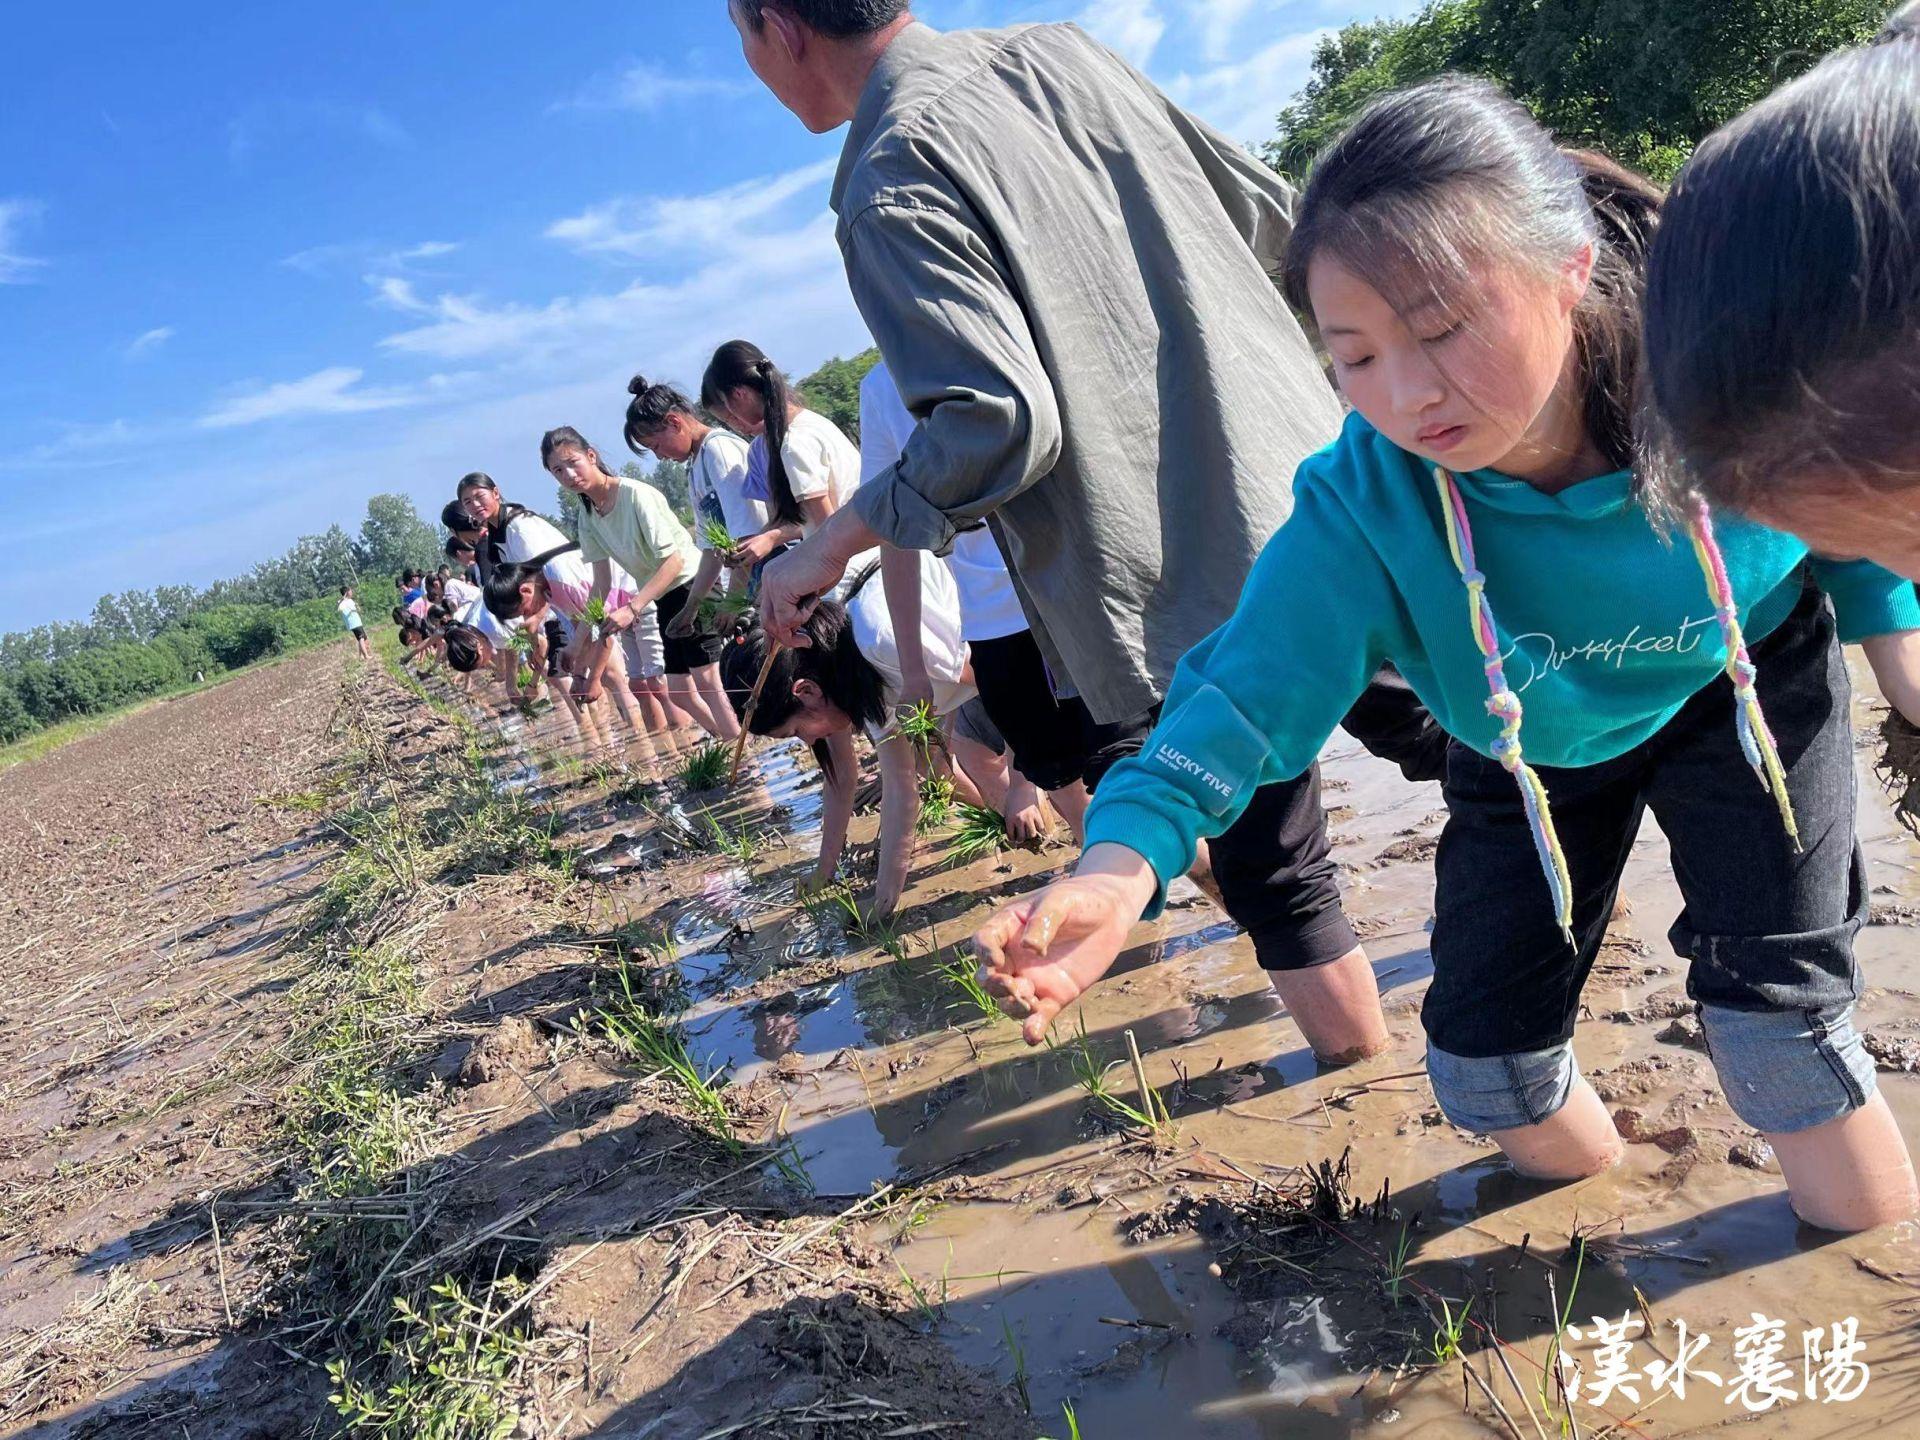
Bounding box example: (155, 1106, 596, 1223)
(733, 0, 909, 38)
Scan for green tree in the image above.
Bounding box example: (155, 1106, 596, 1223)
(354, 493, 442, 581)
(552, 486, 582, 541)
(1260, 0, 1886, 185)
(797, 347, 882, 443)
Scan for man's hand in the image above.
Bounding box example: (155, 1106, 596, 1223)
(664, 605, 698, 640)
(1004, 777, 1049, 846)
(603, 605, 636, 636)
(974, 844, 1158, 1044)
(761, 540, 852, 648)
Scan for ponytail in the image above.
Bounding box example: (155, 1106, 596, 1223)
(1564, 148, 1663, 472)
(703, 340, 802, 526)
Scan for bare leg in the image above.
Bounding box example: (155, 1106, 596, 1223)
(691, 663, 740, 740)
(1768, 1093, 1919, 1231)
(1047, 780, 1090, 845)
(667, 672, 725, 738)
(1486, 1075, 1623, 1180)
(1267, 946, 1393, 1064)
(951, 734, 1011, 811)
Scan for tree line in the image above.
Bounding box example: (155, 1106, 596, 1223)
(0, 493, 445, 745)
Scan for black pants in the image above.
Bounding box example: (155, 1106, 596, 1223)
(1085, 667, 1446, 971)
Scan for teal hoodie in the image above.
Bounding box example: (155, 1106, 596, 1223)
(1085, 412, 1920, 910)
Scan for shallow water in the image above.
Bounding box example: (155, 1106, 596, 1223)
(486, 673, 1920, 1439)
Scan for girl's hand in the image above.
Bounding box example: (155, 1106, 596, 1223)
(973, 844, 1159, 1045)
(1003, 778, 1049, 847)
(732, 531, 782, 565)
(603, 605, 636, 635)
(869, 871, 905, 923)
(1863, 630, 1920, 727)
(894, 668, 936, 726)
(574, 674, 604, 704)
(795, 867, 838, 903)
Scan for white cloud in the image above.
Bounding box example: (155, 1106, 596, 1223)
(124, 326, 175, 358)
(544, 157, 839, 260)
(0, 198, 46, 283)
(554, 61, 753, 114)
(397, 240, 459, 262)
(199, 366, 464, 429)
(1163, 26, 1333, 142)
(1185, 0, 1260, 62)
(366, 276, 430, 314)
(1076, 0, 1166, 68)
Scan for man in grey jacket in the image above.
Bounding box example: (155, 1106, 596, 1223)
(731, 0, 1439, 1062)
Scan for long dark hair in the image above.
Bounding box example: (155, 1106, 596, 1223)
(540, 426, 618, 476)
(703, 340, 802, 525)
(1640, 6, 1920, 515)
(1281, 76, 1660, 472)
(720, 567, 886, 779)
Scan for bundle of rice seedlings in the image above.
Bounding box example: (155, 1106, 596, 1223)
(1878, 711, 1920, 837)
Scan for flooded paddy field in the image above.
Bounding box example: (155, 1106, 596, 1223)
(3, 652, 1916, 1438)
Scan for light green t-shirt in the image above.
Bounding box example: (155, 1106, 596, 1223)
(577, 478, 702, 586)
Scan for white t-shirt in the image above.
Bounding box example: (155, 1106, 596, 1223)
(781, 409, 864, 534)
(858, 363, 1028, 643)
(338, 597, 362, 631)
(443, 578, 481, 609)
(846, 551, 976, 743)
(498, 511, 574, 565)
(458, 595, 514, 648)
(688, 430, 768, 547)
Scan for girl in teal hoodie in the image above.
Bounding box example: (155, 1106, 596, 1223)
(975, 78, 1920, 1232)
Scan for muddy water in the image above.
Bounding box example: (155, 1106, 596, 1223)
(480, 668, 1920, 1439)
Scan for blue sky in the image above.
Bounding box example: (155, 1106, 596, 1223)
(0, 0, 1416, 633)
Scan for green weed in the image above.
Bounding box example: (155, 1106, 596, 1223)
(328, 1275, 537, 1439)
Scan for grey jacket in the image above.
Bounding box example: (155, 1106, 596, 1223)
(833, 20, 1344, 722)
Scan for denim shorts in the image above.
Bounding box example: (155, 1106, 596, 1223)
(1424, 579, 1876, 1136)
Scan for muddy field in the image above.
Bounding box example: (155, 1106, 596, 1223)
(3, 646, 1918, 1439)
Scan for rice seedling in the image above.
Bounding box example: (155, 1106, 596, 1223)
(1878, 711, 1920, 837)
(701, 516, 737, 553)
(588, 956, 736, 1149)
(915, 773, 955, 835)
(695, 589, 755, 632)
(1539, 1235, 1588, 1427)
(677, 741, 732, 792)
(581, 594, 611, 643)
(1052, 1402, 1084, 1440)
(895, 699, 944, 754)
(818, 885, 911, 960)
(328, 1275, 538, 1438)
(701, 810, 764, 865)
(1001, 1316, 1033, 1414)
(1384, 1221, 1415, 1306)
(1049, 1019, 1175, 1138)
(1427, 1294, 1472, 1366)
(938, 952, 1003, 1025)
(946, 802, 1009, 865)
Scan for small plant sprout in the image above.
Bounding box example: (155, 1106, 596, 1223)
(1385, 1222, 1414, 1306)
(1056, 1401, 1084, 1440)
(947, 803, 1009, 865)
(895, 699, 944, 753)
(588, 956, 737, 1151)
(1427, 1294, 1473, 1366)
(701, 810, 763, 866)
(1001, 1316, 1033, 1415)
(581, 594, 611, 643)
(676, 741, 732, 792)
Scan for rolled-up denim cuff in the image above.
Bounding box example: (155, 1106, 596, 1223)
(1427, 1041, 1576, 1135)
(1700, 1002, 1876, 1134)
